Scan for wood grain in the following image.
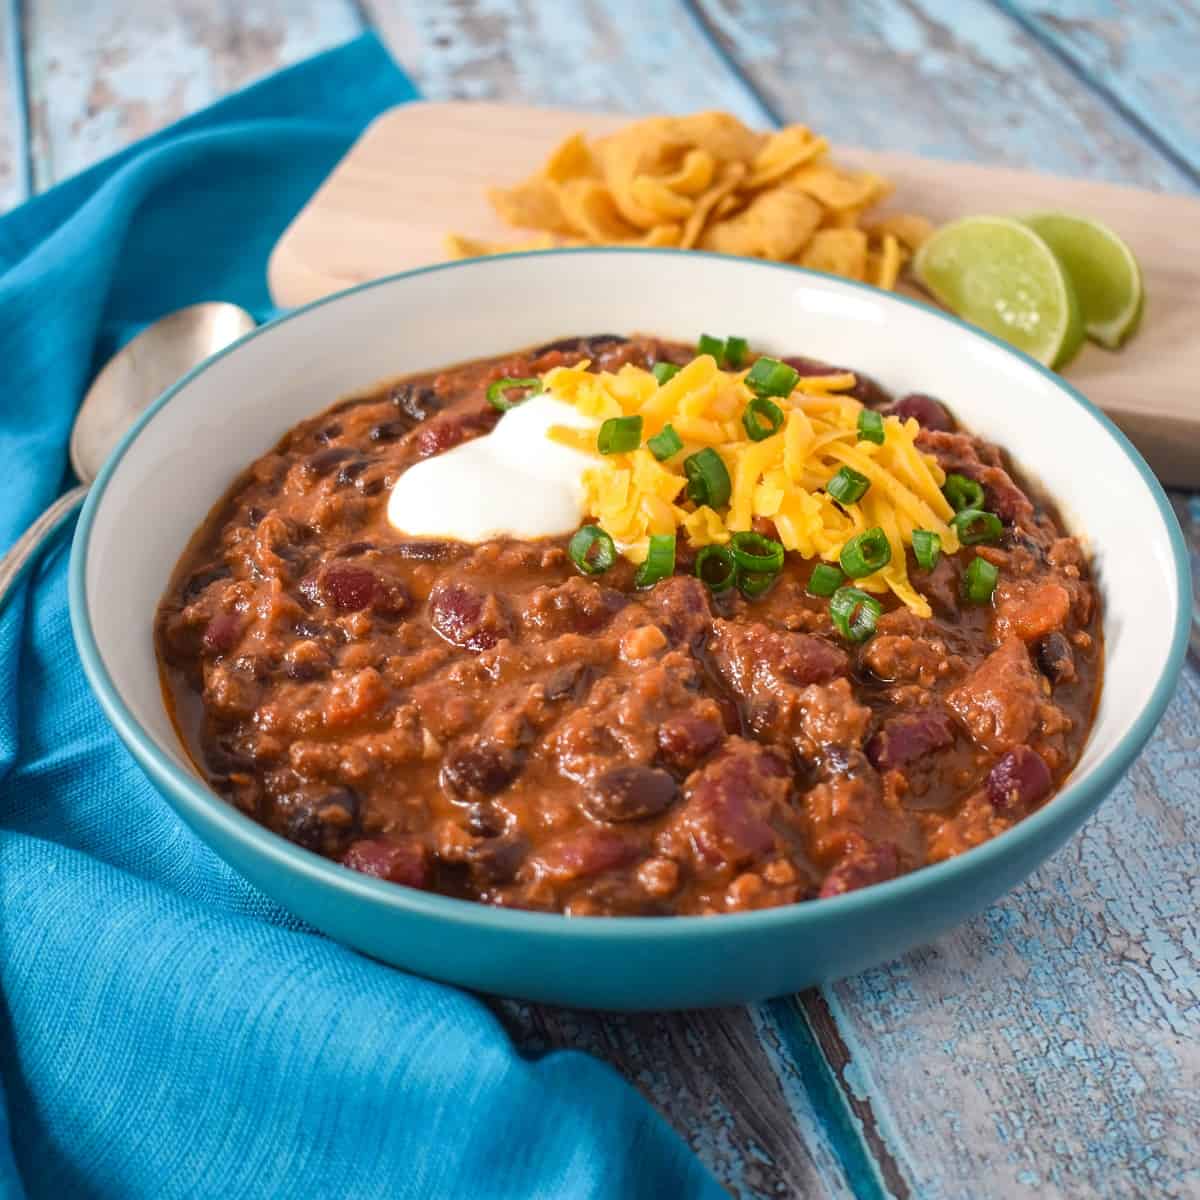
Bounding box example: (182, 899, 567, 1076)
(21, 0, 361, 188)
(0, 0, 29, 210)
(360, 0, 770, 124)
(693, 0, 1195, 191)
(1005, 0, 1200, 183)
(266, 100, 1200, 486)
(496, 999, 859, 1199)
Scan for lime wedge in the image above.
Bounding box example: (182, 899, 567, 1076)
(1021, 211, 1144, 349)
(912, 216, 1084, 369)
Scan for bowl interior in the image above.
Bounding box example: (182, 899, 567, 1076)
(81, 250, 1182, 854)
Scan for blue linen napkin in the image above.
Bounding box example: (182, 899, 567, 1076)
(0, 35, 723, 1200)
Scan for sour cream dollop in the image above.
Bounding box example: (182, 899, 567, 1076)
(387, 394, 598, 541)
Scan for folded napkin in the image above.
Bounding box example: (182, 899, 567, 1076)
(0, 35, 722, 1200)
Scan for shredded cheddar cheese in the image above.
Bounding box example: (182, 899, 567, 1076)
(544, 354, 959, 617)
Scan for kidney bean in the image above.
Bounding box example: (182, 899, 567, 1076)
(343, 837, 431, 889)
(865, 709, 954, 770)
(442, 741, 524, 798)
(429, 581, 511, 651)
(415, 409, 499, 459)
(1036, 631, 1076, 686)
(584, 765, 679, 823)
(531, 830, 640, 882)
(987, 745, 1052, 817)
(320, 565, 378, 612)
(890, 393, 954, 432)
(657, 713, 725, 772)
(819, 843, 900, 898)
(202, 612, 242, 655)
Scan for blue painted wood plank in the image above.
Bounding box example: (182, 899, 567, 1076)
(359, 0, 772, 125)
(0, 0, 30, 209)
(999, 0, 1200, 186)
(21, 0, 363, 188)
(693, 0, 1196, 191)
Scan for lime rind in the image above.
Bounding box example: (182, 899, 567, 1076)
(1020, 211, 1144, 350)
(912, 215, 1084, 369)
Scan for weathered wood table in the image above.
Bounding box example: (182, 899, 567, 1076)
(3, 3, 1196, 1197)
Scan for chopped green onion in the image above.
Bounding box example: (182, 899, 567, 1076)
(635, 533, 676, 589)
(724, 336, 749, 368)
(487, 376, 543, 412)
(695, 545, 737, 593)
(951, 508, 1004, 545)
(840, 527, 892, 578)
(698, 333, 726, 362)
(739, 571, 777, 598)
(684, 448, 732, 508)
(826, 466, 871, 506)
(745, 356, 800, 398)
(964, 556, 999, 604)
(830, 587, 882, 644)
(568, 525, 617, 576)
(943, 473, 984, 512)
(597, 414, 643, 455)
(807, 563, 844, 597)
(652, 361, 680, 385)
(647, 423, 683, 461)
(857, 409, 885, 445)
(742, 396, 785, 442)
(730, 530, 784, 575)
(912, 530, 942, 571)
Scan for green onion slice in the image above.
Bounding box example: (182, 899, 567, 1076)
(964, 556, 999, 604)
(826, 466, 871, 506)
(857, 409, 885, 445)
(651, 362, 680, 385)
(951, 508, 1004, 545)
(684, 448, 732, 508)
(597, 414, 643, 455)
(724, 336, 749, 368)
(739, 571, 777, 598)
(730, 530, 784, 575)
(911, 530, 942, 571)
(742, 396, 785, 442)
(830, 587, 882, 644)
(697, 333, 726, 362)
(568, 525, 617, 576)
(695, 544, 737, 593)
(840, 527, 892, 578)
(647, 423, 683, 461)
(635, 533, 677, 589)
(807, 563, 843, 597)
(487, 376, 543, 412)
(943, 473, 985, 512)
(745, 356, 800, 398)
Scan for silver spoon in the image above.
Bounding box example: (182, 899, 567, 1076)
(0, 302, 256, 608)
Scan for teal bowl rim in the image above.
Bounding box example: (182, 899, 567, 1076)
(69, 247, 1191, 943)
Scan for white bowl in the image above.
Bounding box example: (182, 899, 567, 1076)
(69, 250, 1190, 1009)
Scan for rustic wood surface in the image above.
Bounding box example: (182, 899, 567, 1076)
(1, 3, 1197, 1198)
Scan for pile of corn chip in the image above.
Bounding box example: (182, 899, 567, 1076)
(446, 112, 934, 290)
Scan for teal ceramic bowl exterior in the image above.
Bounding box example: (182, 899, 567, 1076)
(69, 249, 1190, 1010)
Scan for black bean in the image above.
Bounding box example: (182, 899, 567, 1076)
(245, 506, 265, 527)
(391, 383, 442, 422)
(583, 765, 678, 823)
(357, 476, 385, 497)
(182, 564, 231, 602)
(305, 447, 356, 477)
(335, 459, 369, 487)
(441, 741, 523, 798)
(369, 421, 408, 443)
(533, 333, 626, 357)
(1036, 632, 1076, 685)
(315, 422, 343, 444)
(466, 802, 507, 838)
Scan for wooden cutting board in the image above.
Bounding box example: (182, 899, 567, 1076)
(269, 101, 1200, 487)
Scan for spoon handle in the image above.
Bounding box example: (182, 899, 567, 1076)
(0, 484, 89, 613)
